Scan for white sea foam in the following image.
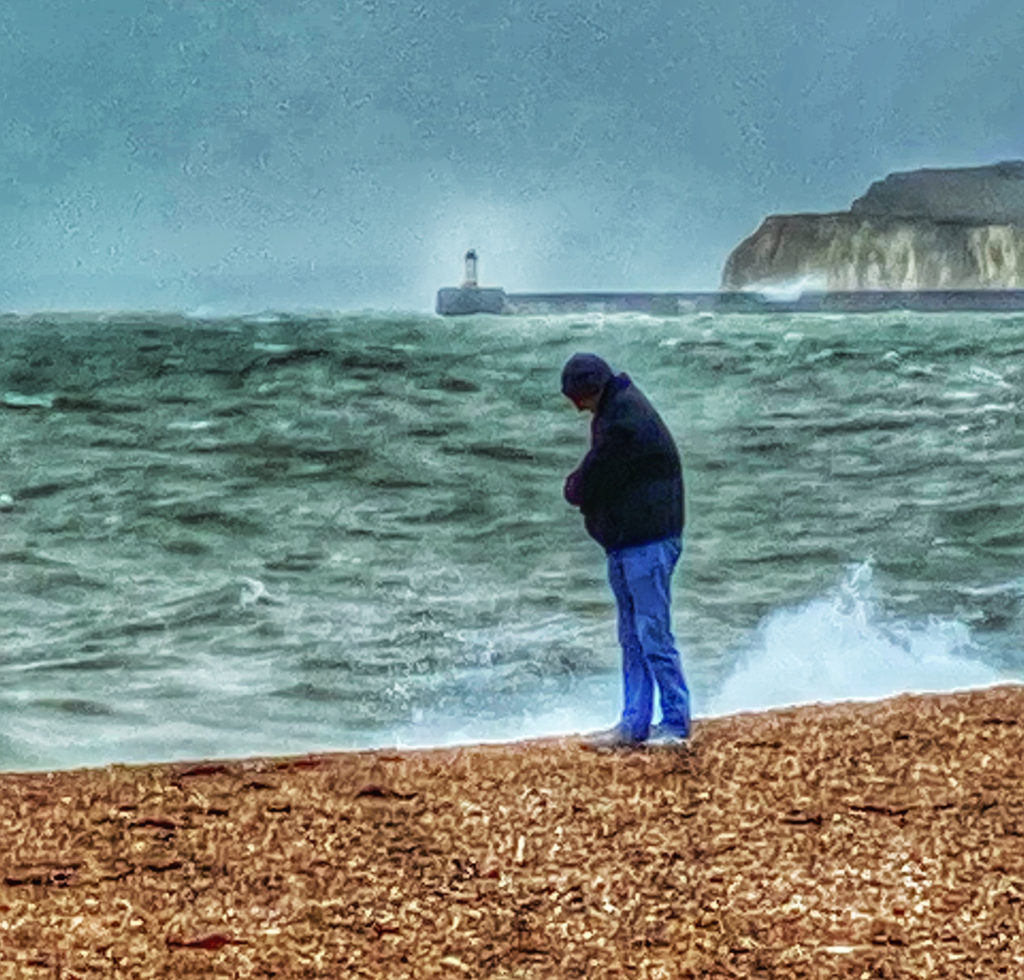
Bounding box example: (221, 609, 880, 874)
(2, 391, 55, 408)
(252, 342, 295, 353)
(963, 365, 1011, 388)
(167, 419, 216, 431)
(239, 578, 282, 607)
(706, 560, 1004, 718)
(390, 674, 620, 751)
(959, 578, 1024, 599)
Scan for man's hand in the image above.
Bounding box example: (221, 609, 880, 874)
(564, 469, 583, 506)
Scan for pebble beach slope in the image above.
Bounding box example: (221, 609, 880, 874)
(2, 686, 1024, 978)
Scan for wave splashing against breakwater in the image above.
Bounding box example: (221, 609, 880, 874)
(0, 309, 1021, 768)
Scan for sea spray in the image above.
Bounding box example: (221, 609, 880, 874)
(706, 560, 1002, 717)
(390, 561, 1005, 749)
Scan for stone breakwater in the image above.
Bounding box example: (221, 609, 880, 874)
(2, 685, 1024, 978)
(436, 284, 1024, 315)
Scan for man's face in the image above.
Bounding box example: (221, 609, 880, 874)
(570, 390, 600, 413)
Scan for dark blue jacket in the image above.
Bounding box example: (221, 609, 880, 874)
(564, 374, 684, 551)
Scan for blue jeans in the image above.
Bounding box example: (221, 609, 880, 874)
(607, 536, 690, 740)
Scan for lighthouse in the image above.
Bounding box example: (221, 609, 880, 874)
(462, 249, 478, 287)
(435, 249, 507, 315)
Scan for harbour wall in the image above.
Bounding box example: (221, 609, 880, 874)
(436, 287, 1024, 316)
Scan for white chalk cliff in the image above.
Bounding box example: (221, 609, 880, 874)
(722, 162, 1024, 291)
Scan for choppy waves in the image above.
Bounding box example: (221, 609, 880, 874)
(0, 310, 1021, 768)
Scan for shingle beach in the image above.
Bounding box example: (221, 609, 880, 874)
(2, 685, 1023, 978)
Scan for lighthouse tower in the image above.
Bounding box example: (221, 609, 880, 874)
(461, 249, 478, 287)
(435, 249, 506, 314)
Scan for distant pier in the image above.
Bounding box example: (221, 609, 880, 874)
(436, 287, 1024, 316)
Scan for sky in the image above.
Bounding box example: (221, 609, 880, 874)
(1, 0, 1021, 312)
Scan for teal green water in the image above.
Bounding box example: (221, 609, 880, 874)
(0, 310, 1021, 769)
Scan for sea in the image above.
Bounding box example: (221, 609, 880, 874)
(0, 308, 1021, 771)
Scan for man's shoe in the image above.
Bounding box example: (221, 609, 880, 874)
(649, 722, 689, 746)
(583, 724, 646, 750)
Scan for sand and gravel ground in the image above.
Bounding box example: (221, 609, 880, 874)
(2, 685, 1024, 978)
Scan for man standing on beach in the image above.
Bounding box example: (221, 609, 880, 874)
(561, 353, 690, 748)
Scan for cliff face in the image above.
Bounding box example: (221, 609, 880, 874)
(851, 161, 1024, 223)
(723, 163, 1024, 291)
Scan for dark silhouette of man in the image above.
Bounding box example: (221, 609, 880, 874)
(561, 352, 690, 748)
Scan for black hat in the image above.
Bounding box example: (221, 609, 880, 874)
(561, 352, 613, 400)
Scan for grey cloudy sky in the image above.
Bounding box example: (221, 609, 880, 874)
(1, 0, 1021, 311)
